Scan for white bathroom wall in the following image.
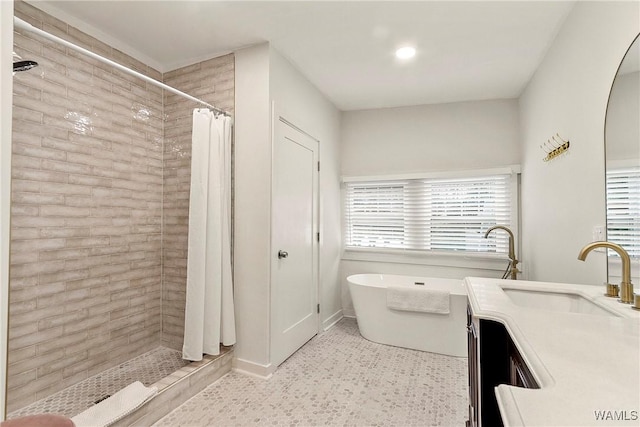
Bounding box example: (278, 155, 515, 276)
(234, 43, 342, 375)
(341, 99, 520, 177)
(1, 0, 14, 419)
(233, 43, 272, 374)
(269, 47, 343, 331)
(339, 100, 521, 315)
(519, 1, 640, 285)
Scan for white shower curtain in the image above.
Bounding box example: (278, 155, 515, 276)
(183, 109, 236, 361)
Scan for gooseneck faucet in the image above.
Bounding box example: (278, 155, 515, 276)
(578, 241, 634, 304)
(484, 225, 519, 280)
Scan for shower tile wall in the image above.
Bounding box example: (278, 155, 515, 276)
(9, 1, 163, 412)
(161, 55, 235, 350)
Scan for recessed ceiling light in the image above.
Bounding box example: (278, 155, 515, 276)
(395, 46, 416, 60)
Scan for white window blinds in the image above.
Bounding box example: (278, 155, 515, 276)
(606, 167, 640, 258)
(344, 181, 406, 249)
(344, 174, 514, 254)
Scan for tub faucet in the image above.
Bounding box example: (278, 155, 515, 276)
(484, 225, 519, 280)
(578, 241, 634, 304)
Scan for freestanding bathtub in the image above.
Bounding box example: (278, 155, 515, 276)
(347, 274, 468, 357)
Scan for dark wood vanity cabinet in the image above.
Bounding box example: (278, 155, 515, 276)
(467, 305, 479, 427)
(508, 339, 538, 389)
(467, 304, 539, 427)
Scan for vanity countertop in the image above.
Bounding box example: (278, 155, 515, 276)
(465, 277, 640, 427)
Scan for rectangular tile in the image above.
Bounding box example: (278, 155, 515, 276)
(10, 0, 233, 412)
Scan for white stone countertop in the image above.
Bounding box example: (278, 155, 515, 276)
(465, 277, 640, 427)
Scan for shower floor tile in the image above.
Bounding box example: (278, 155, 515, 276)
(154, 318, 468, 427)
(8, 346, 189, 419)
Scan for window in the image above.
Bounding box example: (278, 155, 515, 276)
(606, 166, 640, 258)
(344, 170, 517, 256)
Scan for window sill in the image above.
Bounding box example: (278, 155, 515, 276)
(342, 247, 511, 271)
(607, 256, 640, 281)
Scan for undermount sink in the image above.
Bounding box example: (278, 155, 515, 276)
(501, 288, 620, 317)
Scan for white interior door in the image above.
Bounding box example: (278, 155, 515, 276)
(271, 113, 319, 367)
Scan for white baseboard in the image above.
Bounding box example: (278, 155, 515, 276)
(231, 357, 275, 379)
(342, 308, 356, 318)
(322, 309, 344, 331)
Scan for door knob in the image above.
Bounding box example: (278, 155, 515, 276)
(278, 250, 289, 259)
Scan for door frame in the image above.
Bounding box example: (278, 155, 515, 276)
(1, 1, 14, 419)
(269, 103, 321, 366)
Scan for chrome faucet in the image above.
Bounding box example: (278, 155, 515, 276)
(484, 225, 519, 280)
(578, 241, 634, 304)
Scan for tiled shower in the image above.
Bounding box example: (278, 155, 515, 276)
(162, 58, 234, 351)
(8, 0, 234, 414)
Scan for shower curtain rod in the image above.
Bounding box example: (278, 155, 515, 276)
(13, 17, 232, 118)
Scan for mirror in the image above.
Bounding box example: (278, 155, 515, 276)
(605, 34, 640, 284)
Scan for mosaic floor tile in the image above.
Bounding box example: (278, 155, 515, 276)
(154, 318, 468, 426)
(8, 346, 189, 419)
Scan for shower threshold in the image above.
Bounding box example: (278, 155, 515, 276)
(8, 346, 233, 425)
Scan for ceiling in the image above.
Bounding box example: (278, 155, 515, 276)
(33, 1, 576, 111)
